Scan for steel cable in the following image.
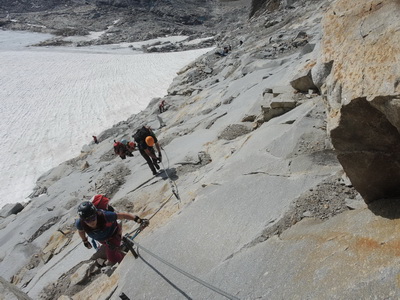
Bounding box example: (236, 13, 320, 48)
(133, 240, 240, 300)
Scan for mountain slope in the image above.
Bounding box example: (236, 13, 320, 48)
(2, 0, 400, 299)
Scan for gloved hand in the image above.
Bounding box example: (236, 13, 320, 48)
(140, 218, 149, 228)
(157, 154, 162, 163)
(83, 240, 92, 249)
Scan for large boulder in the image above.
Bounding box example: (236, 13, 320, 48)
(321, 0, 400, 203)
(0, 203, 24, 218)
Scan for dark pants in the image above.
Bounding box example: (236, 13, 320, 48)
(100, 233, 125, 264)
(139, 147, 159, 174)
(95, 224, 125, 265)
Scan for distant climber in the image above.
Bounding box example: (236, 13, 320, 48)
(113, 139, 134, 159)
(132, 126, 162, 175)
(127, 141, 136, 153)
(76, 201, 149, 265)
(92, 136, 98, 144)
(215, 45, 231, 57)
(159, 100, 168, 113)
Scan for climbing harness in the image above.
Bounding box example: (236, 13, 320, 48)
(122, 236, 138, 259)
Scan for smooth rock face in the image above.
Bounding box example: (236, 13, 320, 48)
(321, 0, 400, 203)
(0, 276, 32, 300)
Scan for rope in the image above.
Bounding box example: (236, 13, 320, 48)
(125, 148, 179, 239)
(126, 194, 174, 237)
(126, 228, 142, 240)
(147, 194, 174, 221)
(160, 147, 181, 201)
(133, 240, 240, 300)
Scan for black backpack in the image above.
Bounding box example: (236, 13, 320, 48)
(133, 126, 152, 143)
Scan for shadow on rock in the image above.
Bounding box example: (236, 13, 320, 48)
(368, 198, 400, 219)
(159, 167, 179, 181)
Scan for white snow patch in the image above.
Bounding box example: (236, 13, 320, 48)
(183, 36, 214, 45)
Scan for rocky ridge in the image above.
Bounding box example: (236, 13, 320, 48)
(0, 0, 248, 49)
(1, 0, 400, 299)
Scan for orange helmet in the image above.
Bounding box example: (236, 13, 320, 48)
(145, 136, 155, 147)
